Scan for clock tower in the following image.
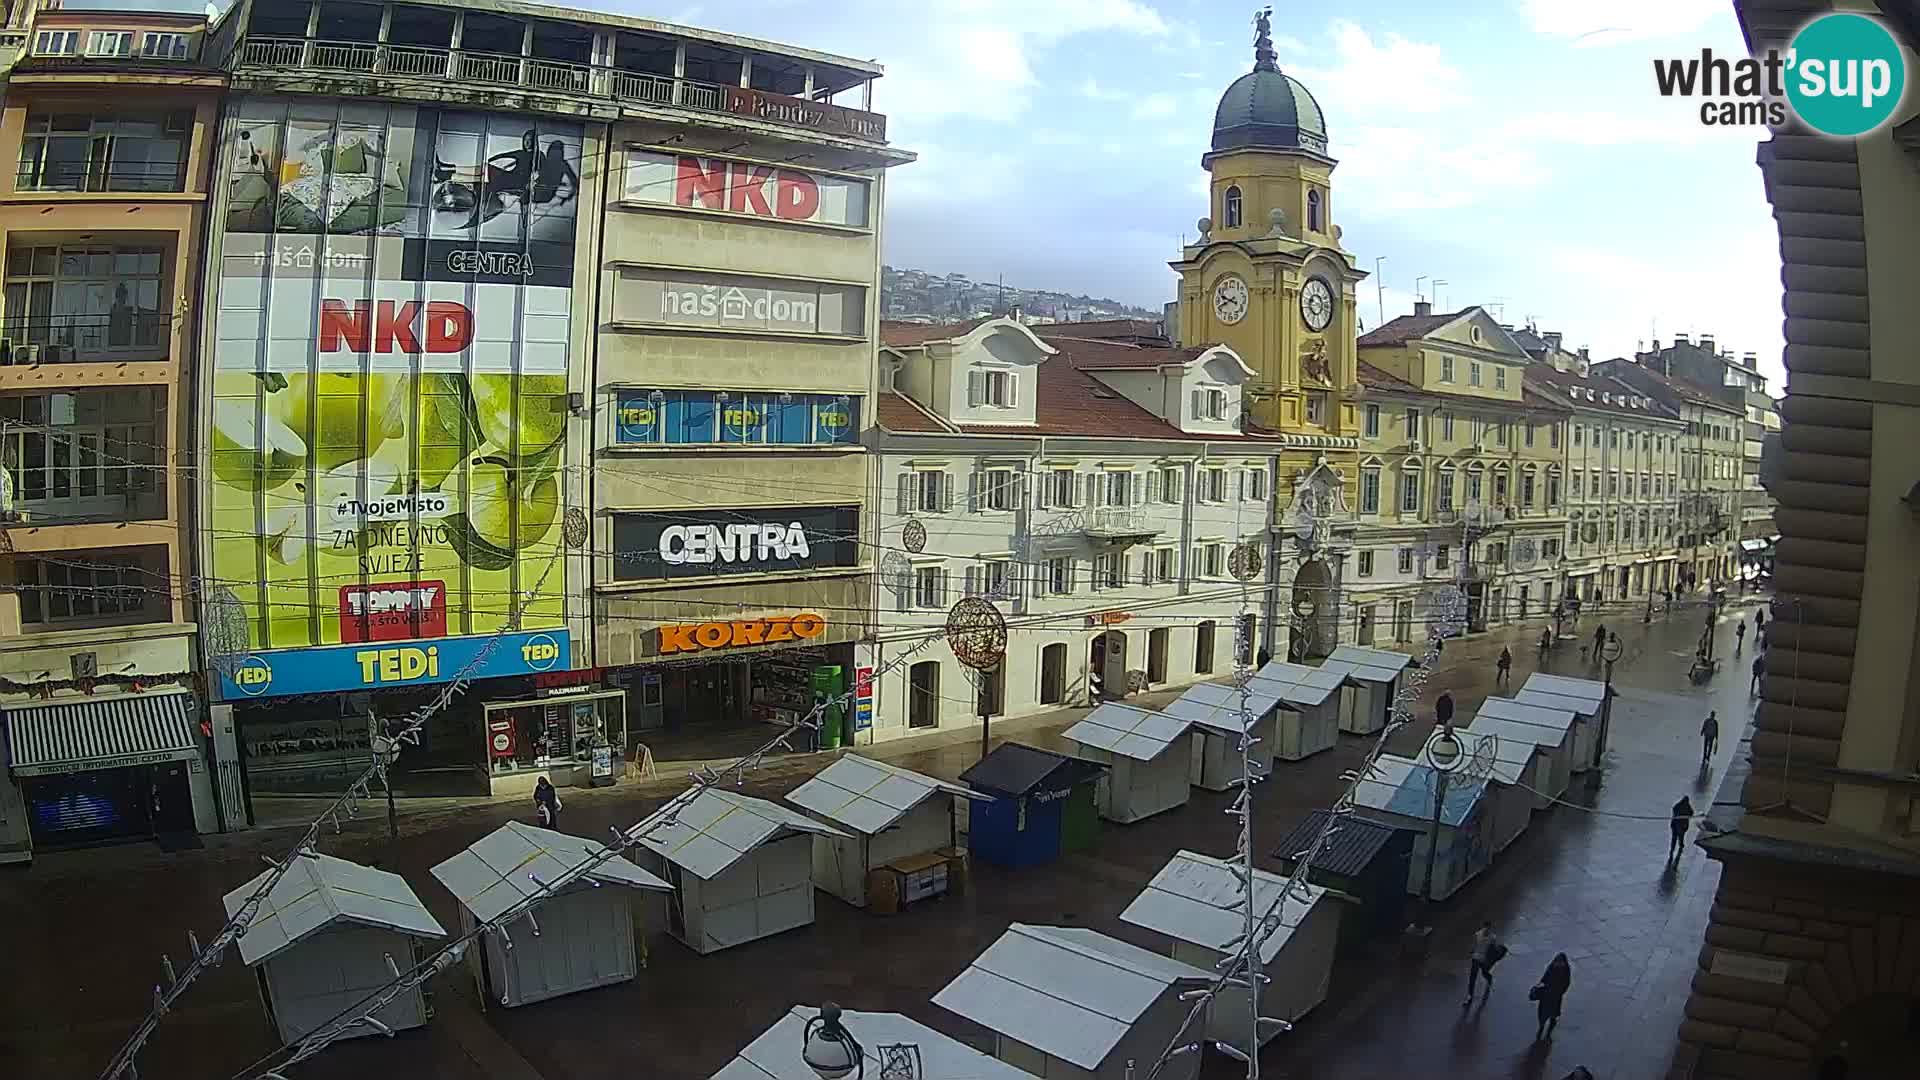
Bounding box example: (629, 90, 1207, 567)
(1170, 7, 1368, 440)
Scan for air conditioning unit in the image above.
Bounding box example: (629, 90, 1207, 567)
(10, 344, 40, 366)
(40, 343, 70, 364)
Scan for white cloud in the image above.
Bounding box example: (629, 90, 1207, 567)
(1079, 77, 1130, 101)
(1331, 126, 1550, 212)
(1518, 0, 1727, 47)
(1293, 20, 1470, 115)
(1133, 93, 1179, 119)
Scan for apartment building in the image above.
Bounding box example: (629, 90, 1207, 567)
(866, 318, 1278, 739)
(1595, 357, 1745, 588)
(1518, 333, 1686, 605)
(0, 2, 223, 862)
(1352, 305, 1571, 637)
(1637, 334, 1781, 563)
(1668, 4, 1920, 1077)
(192, 0, 907, 819)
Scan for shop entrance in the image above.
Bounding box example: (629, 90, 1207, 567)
(1089, 632, 1127, 700)
(1039, 644, 1067, 705)
(908, 661, 940, 728)
(22, 762, 193, 849)
(1147, 628, 1169, 685)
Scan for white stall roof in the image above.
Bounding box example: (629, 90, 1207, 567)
(784, 754, 980, 835)
(1353, 755, 1487, 827)
(1160, 680, 1283, 735)
(1321, 644, 1414, 685)
(637, 788, 847, 880)
(933, 924, 1210, 1071)
(1120, 849, 1326, 965)
(1248, 660, 1345, 708)
(225, 852, 445, 967)
(1473, 697, 1578, 739)
(1062, 703, 1190, 761)
(713, 1005, 1038, 1080)
(1447, 729, 1535, 786)
(431, 821, 670, 924)
(1517, 674, 1607, 716)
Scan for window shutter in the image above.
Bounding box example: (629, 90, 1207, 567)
(964, 565, 979, 598)
(897, 573, 910, 612)
(1236, 469, 1246, 501)
(1006, 374, 1019, 407)
(940, 568, 951, 603)
(1088, 471, 1104, 508)
(896, 472, 912, 515)
(967, 371, 985, 408)
(940, 471, 954, 513)
(967, 469, 981, 513)
(1191, 389, 1203, 420)
(1074, 472, 1086, 508)
(1141, 553, 1153, 586)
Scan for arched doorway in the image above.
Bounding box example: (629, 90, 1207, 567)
(1088, 631, 1127, 701)
(1289, 559, 1334, 660)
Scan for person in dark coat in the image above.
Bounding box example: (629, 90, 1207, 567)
(1533, 952, 1572, 1040)
(1701, 711, 1720, 764)
(1496, 646, 1513, 687)
(1751, 653, 1767, 695)
(533, 776, 563, 831)
(1669, 795, 1695, 862)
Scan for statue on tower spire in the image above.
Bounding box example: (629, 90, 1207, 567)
(1253, 6, 1278, 72)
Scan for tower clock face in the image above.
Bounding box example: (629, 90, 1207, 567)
(1212, 275, 1249, 325)
(1300, 277, 1335, 332)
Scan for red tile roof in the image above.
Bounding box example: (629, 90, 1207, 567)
(876, 390, 953, 433)
(1045, 337, 1211, 370)
(1593, 358, 1741, 412)
(1356, 310, 1464, 346)
(879, 318, 992, 346)
(1356, 361, 1570, 413)
(1030, 318, 1167, 344)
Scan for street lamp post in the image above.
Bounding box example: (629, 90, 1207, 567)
(1420, 693, 1463, 906)
(1597, 633, 1624, 766)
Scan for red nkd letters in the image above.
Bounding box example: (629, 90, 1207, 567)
(674, 156, 822, 221)
(320, 300, 474, 354)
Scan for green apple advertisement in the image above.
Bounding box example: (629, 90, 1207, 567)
(208, 99, 580, 677)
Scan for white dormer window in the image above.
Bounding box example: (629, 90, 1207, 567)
(968, 369, 1017, 408)
(1193, 387, 1228, 422)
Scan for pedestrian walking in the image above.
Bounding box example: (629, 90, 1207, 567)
(1669, 795, 1695, 863)
(533, 775, 563, 831)
(1701, 711, 1720, 764)
(1497, 646, 1513, 687)
(1755, 607, 1766, 634)
(1530, 952, 1573, 1041)
(1751, 653, 1767, 695)
(1735, 620, 1746, 656)
(1591, 624, 1607, 661)
(1465, 919, 1506, 1004)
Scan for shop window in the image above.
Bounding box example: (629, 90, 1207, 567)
(484, 693, 625, 777)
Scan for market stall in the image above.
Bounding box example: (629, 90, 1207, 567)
(1352, 755, 1493, 901)
(933, 923, 1211, 1080)
(712, 1005, 1039, 1080)
(1271, 810, 1415, 942)
(1061, 703, 1194, 824)
(1119, 850, 1340, 1055)
(429, 821, 672, 1008)
(1515, 673, 1609, 772)
(784, 754, 981, 909)
(1247, 660, 1345, 760)
(1447, 729, 1537, 853)
(959, 743, 1106, 869)
(1159, 680, 1281, 792)
(635, 788, 847, 955)
(1468, 697, 1578, 808)
(224, 853, 446, 1044)
(1318, 644, 1413, 735)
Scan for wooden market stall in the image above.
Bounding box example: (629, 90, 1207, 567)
(1447, 728, 1538, 853)
(1061, 703, 1194, 824)
(1119, 850, 1340, 1055)
(224, 853, 446, 1044)
(959, 743, 1106, 868)
(711, 1005, 1039, 1080)
(1468, 697, 1579, 809)
(1247, 660, 1346, 761)
(933, 923, 1211, 1080)
(1515, 673, 1609, 772)
(1159, 680, 1281, 792)
(1271, 810, 1416, 942)
(1318, 644, 1414, 735)
(635, 788, 846, 955)
(783, 754, 980, 910)
(1352, 755, 1494, 901)
(429, 821, 671, 1008)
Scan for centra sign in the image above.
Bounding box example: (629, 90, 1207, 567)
(656, 613, 827, 655)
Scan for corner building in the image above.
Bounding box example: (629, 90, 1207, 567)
(194, 0, 907, 818)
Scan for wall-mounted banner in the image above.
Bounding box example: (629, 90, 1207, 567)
(614, 389, 858, 446)
(655, 613, 827, 656)
(218, 630, 572, 700)
(623, 149, 870, 228)
(207, 99, 582, 677)
(612, 504, 860, 581)
(612, 268, 865, 337)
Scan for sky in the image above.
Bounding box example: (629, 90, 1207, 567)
(600, 0, 1785, 388)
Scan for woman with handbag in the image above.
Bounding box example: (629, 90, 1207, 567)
(1531, 952, 1572, 1041)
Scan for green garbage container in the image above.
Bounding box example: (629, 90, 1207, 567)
(812, 666, 846, 749)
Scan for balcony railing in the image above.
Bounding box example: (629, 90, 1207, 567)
(14, 160, 186, 194)
(236, 36, 889, 142)
(1084, 507, 1160, 541)
(2, 315, 170, 362)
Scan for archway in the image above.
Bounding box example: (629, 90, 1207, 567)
(1289, 559, 1334, 660)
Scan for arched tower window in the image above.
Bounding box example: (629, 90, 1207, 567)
(1307, 189, 1323, 232)
(1223, 186, 1243, 228)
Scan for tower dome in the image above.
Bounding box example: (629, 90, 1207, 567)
(1211, 9, 1328, 156)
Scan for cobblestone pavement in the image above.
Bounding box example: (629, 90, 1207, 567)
(0, 593, 1766, 1080)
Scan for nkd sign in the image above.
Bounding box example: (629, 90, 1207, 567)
(612, 504, 859, 581)
(319, 299, 473, 354)
(625, 149, 871, 228)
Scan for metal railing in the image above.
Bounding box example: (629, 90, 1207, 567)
(2, 315, 170, 360)
(1085, 506, 1157, 537)
(236, 36, 887, 142)
(14, 160, 186, 194)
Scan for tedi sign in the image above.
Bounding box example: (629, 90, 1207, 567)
(613, 504, 860, 581)
(1653, 13, 1907, 135)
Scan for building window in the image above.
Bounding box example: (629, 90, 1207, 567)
(1493, 471, 1509, 503)
(1196, 388, 1228, 421)
(1400, 467, 1422, 513)
(86, 31, 134, 57)
(1436, 469, 1455, 510)
(1105, 470, 1135, 507)
(1307, 189, 1323, 231)
(1609, 429, 1619, 449)
(1358, 550, 1374, 577)
(1496, 367, 1508, 391)
(1223, 185, 1243, 228)
(141, 32, 192, 59)
(1195, 621, 1216, 674)
(912, 470, 950, 513)
(0, 389, 158, 515)
(1546, 472, 1561, 505)
(1364, 404, 1380, 438)
(33, 30, 78, 56)
(1520, 471, 1536, 507)
(1572, 471, 1584, 498)
(981, 467, 1019, 512)
(1157, 466, 1181, 504)
(1466, 469, 1483, 503)
(1245, 467, 1267, 502)
(1306, 392, 1328, 426)
(1489, 542, 1507, 564)
(1436, 544, 1451, 569)
(1096, 552, 1126, 589)
(1573, 425, 1584, 447)
(914, 565, 947, 609)
(16, 554, 148, 624)
(1202, 467, 1229, 503)
(1544, 538, 1561, 559)
(1048, 557, 1071, 595)
(1155, 547, 1177, 583)
(981, 559, 1012, 598)
(1203, 543, 1225, 579)
(1524, 422, 1535, 447)
(1046, 468, 1076, 509)
(1469, 360, 1482, 387)
(1360, 467, 1381, 514)
(1397, 548, 1414, 574)
(1550, 423, 1561, 449)
(969, 369, 1018, 409)
(1440, 356, 1455, 382)
(17, 110, 190, 193)
(4, 244, 169, 353)
(1608, 472, 1619, 496)
(1442, 413, 1455, 440)
(1406, 409, 1422, 442)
